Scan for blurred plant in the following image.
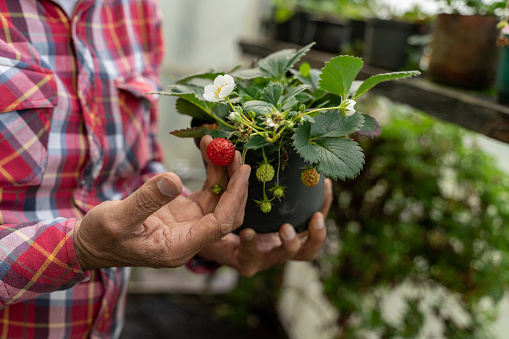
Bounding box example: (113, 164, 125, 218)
(497, 0, 509, 46)
(318, 100, 509, 338)
(436, 0, 506, 15)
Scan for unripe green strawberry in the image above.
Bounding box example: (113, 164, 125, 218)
(256, 163, 275, 182)
(301, 168, 320, 187)
(207, 138, 235, 167)
(259, 200, 272, 213)
(270, 185, 286, 201)
(211, 184, 223, 195)
(273, 186, 284, 199)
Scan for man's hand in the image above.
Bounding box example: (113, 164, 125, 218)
(197, 178, 333, 277)
(74, 136, 250, 271)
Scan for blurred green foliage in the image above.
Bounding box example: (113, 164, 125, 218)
(319, 101, 509, 338)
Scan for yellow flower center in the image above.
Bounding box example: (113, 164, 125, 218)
(215, 84, 225, 97)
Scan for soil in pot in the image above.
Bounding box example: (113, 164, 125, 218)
(427, 13, 499, 90)
(363, 18, 420, 71)
(235, 146, 324, 234)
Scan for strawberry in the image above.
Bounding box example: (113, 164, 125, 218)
(256, 163, 275, 182)
(210, 183, 223, 195)
(270, 184, 286, 201)
(207, 138, 235, 167)
(259, 200, 272, 213)
(301, 168, 320, 187)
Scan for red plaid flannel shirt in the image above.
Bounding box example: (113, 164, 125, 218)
(0, 0, 167, 337)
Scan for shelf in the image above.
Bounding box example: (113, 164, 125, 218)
(238, 39, 509, 144)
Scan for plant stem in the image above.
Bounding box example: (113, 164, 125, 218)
(296, 106, 341, 120)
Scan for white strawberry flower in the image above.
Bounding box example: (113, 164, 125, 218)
(342, 99, 356, 117)
(203, 74, 235, 102)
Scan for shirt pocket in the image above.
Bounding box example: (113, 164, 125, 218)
(0, 60, 58, 187)
(114, 73, 159, 178)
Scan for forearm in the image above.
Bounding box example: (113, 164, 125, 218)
(0, 218, 88, 309)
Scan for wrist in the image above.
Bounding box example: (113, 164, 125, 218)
(73, 219, 100, 271)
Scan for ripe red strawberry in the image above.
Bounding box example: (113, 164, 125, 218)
(301, 168, 320, 187)
(207, 138, 235, 167)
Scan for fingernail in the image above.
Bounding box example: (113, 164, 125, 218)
(243, 229, 256, 242)
(158, 176, 180, 197)
(316, 217, 325, 230)
(284, 226, 296, 240)
(244, 167, 251, 183)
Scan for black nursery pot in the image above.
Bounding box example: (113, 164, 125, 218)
(235, 147, 325, 234)
(363, 18, 420, 71)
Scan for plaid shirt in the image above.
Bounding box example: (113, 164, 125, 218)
(0, 0, 166, 337)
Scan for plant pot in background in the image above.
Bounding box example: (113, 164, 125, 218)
(305, 17, 351, 54)
(235, 146, 324, 234)
(363, 18, 420, 71)
(427, 13, 499, 90)
(272, 11, 310, 45)
(496, 35, 509, 104)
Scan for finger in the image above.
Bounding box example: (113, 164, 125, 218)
(227, 150, 243, 178)
(200, 135, 227, 191)
(237, 228, 260, 276)
(257, 224, 301, 266)
(189, 165, 251, 246)
(116, 172, 182, 228)
(321, 178, 333, 216)
(292, 212, 327, 261)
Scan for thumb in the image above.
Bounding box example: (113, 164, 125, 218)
(118, 172, 182, 226)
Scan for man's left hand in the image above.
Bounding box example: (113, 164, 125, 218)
(197, 178, 333, 277)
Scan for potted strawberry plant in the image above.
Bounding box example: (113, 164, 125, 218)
(150, 43, 420, 233)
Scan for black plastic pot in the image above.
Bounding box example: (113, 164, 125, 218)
(235, 146, 324, 234)
(305, 17, 351, 54)
(363, 18, 420, 71)
(272, 11, 311, 45)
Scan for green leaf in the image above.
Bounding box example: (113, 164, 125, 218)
(258, 42, 314, 80)
(176, 71, 222, 84)
(292, 121, 320, 163)
(208, 129, 231, 139)
(152, 85, 211, 112)
(170, 126, 210, 138)
(354, 71, 421, 99)
(281, 84, 311, 105)
(293, 116, 366, 179)
(293, 125, 365, 179)
(318, 55, 363, 99)
(231, 67, 268, 80)
(311, 110, 365, 138)
(212, 103, 231, 120)
(261, 83, 284, 106)
(175, 98, 210, 121)
(243, 100, 273, 114)
(299, 62, 311, 77)
(244, 135, 272, 149)
(284, 42, 314, 73)
(314, 138, 365, 180)
(354, 114, 382, 139)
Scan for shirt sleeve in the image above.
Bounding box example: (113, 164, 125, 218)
(0, 218, 88, 309)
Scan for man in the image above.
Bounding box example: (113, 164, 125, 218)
(0, 0, 332, 338)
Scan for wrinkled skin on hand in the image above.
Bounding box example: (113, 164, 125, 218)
(74, 136, 250, 270)
(197, 178, 333, 277)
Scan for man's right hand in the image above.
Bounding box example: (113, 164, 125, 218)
(73, 137, 251, 271)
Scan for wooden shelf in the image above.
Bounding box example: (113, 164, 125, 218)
(238, 39, 509, 144)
